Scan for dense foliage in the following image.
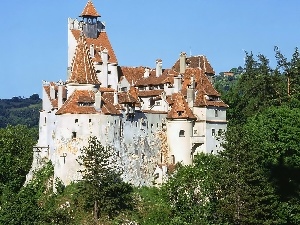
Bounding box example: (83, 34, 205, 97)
(0, 94, 41, 128)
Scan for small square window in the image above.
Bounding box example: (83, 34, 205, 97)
(215, 109, 218, 117)
(75, 119, 78, 123)
(89, 119, 92, 123)
(194, 130, 198, 135)
(72, 132, 77, 139)
(212, 129, 215, 136)
(179, 130, 185, 137)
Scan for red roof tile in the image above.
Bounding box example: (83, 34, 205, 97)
(71, 29, 118, 64)
(183, 68, 220, 97)
(80, 1, 100, 17)
(194, 90, 228, 108)
(172, 55, 215, 75)
(56, 89, 122, 115)
(167, 92, 196, 120)
(135, 70, 174, 87)
(119, 66, 145, 85)
(56, 90, 97, 115)
(138, 89, 164, 97)
(68, 34, 100, 84)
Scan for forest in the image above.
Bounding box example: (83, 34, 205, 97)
(1, 48, 300, 224)
(0, 94, 41, 128)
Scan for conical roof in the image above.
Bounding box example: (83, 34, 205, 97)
(68, 34, 100, 84)
(80, 0, 100, 17)
(167, 92, 196, 120)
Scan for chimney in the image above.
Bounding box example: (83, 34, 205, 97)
(156, 59, 162, 77)
(113, 91, 118, 105)
(187, 76, 195, 108)
(174, 75, 182, 93)
(95, 90, 102, 111)
(144, 67, 150, 78)
(101, 49, 108, 87)
(180, 52, 187, 74)
(50, 85, 55, 100)
(57, 80, 64, 109)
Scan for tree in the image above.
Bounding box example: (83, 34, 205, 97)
(219, 106, 300, 224)
(162, 153, 225, 224)
(0, 125, 36, 196)
(77, 136, 133, 221)
(224, 52, 285, 124)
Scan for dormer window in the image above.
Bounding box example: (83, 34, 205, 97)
(177, 111, 183, 116)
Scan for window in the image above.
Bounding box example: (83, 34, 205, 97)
(194, 130, 198, 135)
(75, 119, 78, 123)
(178, 111, 183, 116)
(179, 130, 185, 137)
(72, 132, 77, 139)
(155, 101, 161, 106)
(212, 129, 215, 136)
(44, 117, 47, 124)
(89, 119, 92, 123)
(215, 109, 218, 117)
(121, 87, 127, 92)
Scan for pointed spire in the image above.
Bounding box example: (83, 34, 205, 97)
(80, 0, 101, 17)
(68, 34, 100, 84)
(167, 93, 196, 120)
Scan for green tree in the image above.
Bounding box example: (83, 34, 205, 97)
(77, 136, 133, 221)
(162, 154, 225, 224)
(219, 106, 300, 224)
(224, 52, 285, 124)
(0, 125, 35, 196)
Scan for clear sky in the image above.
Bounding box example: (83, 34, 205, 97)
(0, 0, 300, 99)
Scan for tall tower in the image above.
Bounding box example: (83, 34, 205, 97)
(80, 0, 101, 38)
(166, 93, 197, 165)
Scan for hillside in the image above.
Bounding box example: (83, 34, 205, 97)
(0, 94, 41, 128)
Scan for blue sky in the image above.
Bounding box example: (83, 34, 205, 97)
(0, 0, 300, 99)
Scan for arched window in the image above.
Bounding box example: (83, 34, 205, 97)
(179, 130, 185, 137)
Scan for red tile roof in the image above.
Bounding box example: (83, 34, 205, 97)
(183, 68, 220, 97)
(119, 66, 145, 85)
(135, 70, 175, 87)
(172, 55, 215, 75)
(194, 90, 228, 108)
(68, 34, 100, 85)
(71, 29, 118, 64)
(56, 90, 122, 115)
(56, 90, 97, 115)
(167, 93, 196, 120)
(80, 1, 100, 17)
(138, 89, 164, 97)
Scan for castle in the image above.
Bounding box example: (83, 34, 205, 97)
(28, 1, 228, 186)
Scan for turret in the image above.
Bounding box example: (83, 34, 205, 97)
(166, 93, 196, 165)
(80, 1, 101, 38)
